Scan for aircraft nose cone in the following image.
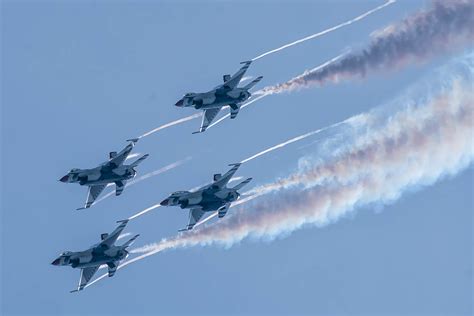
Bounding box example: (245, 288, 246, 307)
(175, 99, 184, 107)
(51, 258, 61, 265)
(59, 175, 69, 182)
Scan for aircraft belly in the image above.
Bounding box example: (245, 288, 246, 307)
(87, 173, 101, 182)
(187, 196, 203, 206)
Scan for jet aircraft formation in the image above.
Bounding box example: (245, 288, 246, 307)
(54, 61, 260, 292)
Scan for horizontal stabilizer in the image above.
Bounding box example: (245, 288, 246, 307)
(122, 234, 140, 248)
(129, 154, 149, 167)
(233, 177, 252, 191)
(243, 76, 263, 90)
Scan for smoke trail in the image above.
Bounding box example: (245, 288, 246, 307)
(131, 56, 473, 256)
(138, 113, 202, 139)
(262, 0, 474, 95)
(128, 203, 161, 221)
(94, 157, 191, 204)
(239, 117, 356, 164)
(252, 1, 395, 61)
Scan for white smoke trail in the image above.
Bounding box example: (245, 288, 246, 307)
(138, 113, 202, 139)
(94, 157, 192, 204)
(239, 117, 355, 164)
(252, 0, 396, 61)
(130, 57, 473, 256)
(128, 203, 161, 221)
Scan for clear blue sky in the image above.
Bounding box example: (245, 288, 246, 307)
(2, 1, 472, 315)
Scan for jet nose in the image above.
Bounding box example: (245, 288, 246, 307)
(51, 258, 61, 266)
(160, 199, 169, 206)
(59, 175, 69, 182)
(175, 99, 184, 107)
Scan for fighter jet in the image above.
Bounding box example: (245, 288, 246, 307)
(59, 138, 149, 209)
(51, 219, 139, 292)
(160, 163, 252, 231)
(175, 61, 263, 134)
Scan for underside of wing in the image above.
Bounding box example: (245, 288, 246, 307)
(223, 61, 252, 90)
(81, 184, 107, 209)
(108, 140, 136, 167)
(76, 266, 99, 292)
(181, 208, 205, 231)
(214, 163, 241, 188)
(100, 220, 129, 248)
(194, 108, 221, 133)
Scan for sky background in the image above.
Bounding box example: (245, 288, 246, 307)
(2, 0, 472, 315)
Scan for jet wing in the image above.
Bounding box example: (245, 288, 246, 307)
(108, 139, 137, 167)
(79, 184, 107, 209)
(100, 220, 129, 248)
(72, 266, 99, 292)
(214, 163, 241, 188)
(222, 61, 252, 90)
(180, 208, 205, 231)
(193, 108, 221, 134)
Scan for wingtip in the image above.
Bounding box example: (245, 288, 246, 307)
(228, 162, 241, 167)
(76, 207, 87, 211)
(192, 131, 203, 134)
(240, 60, 252, 65)
(116, 219, 129, 224)
(126, 138, 139, 143)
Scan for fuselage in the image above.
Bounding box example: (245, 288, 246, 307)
(52, 245, 127, 269)
(161, 185, 239, 212)
(60, 165, 136, 186)
(176, 87, 251, 110)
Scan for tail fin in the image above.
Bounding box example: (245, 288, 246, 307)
(232, 177, 252, 191)
(129, 154, 149, 167)
(243, 76, 263, 90)
(121, 234, 140, 248)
